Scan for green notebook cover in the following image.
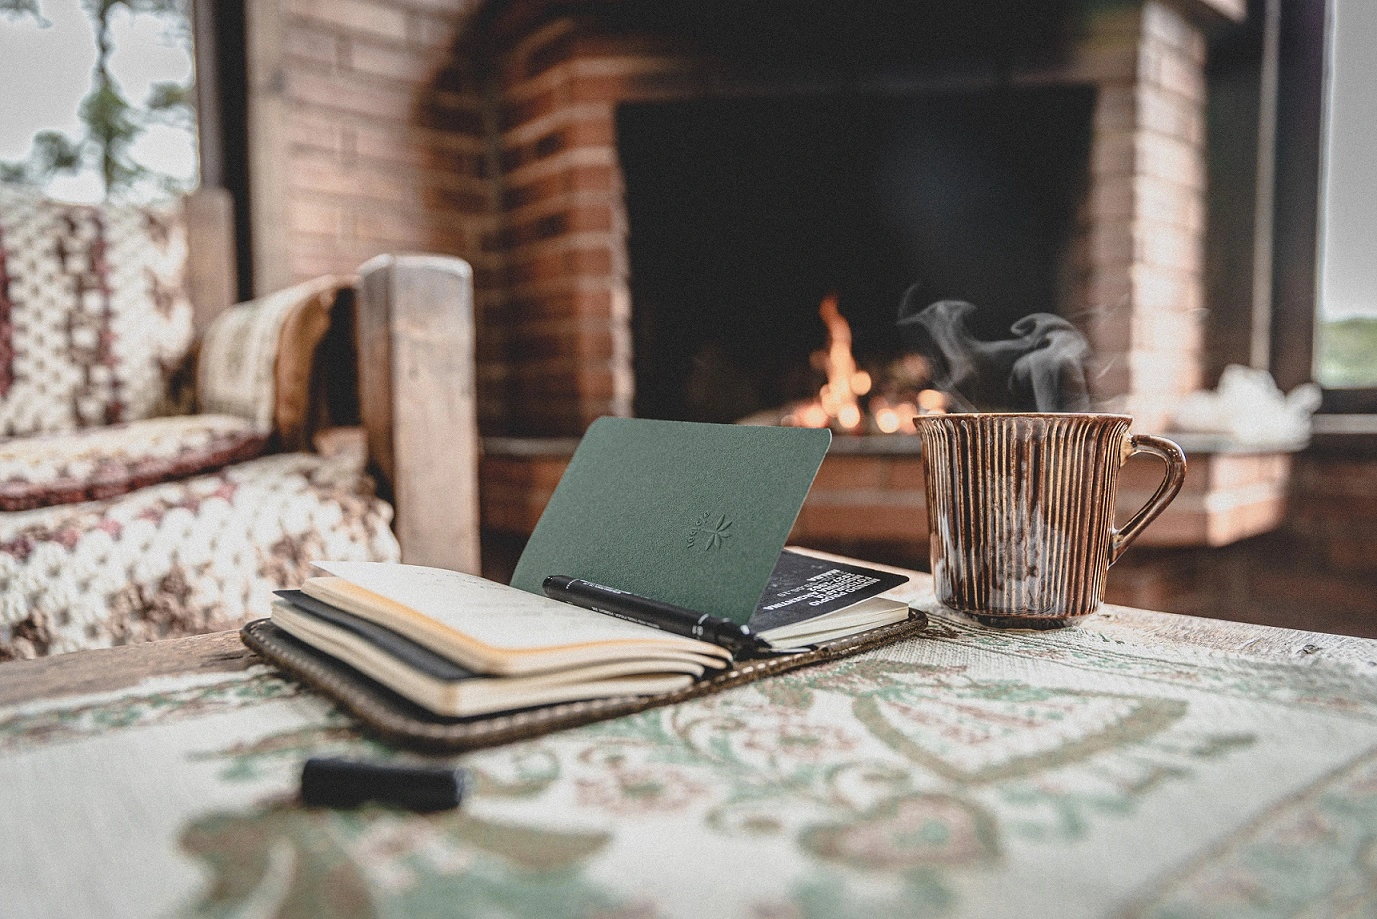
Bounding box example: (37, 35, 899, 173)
(510, 418, 831, 624)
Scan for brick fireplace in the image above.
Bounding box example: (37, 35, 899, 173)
(432, 0, 1271, 580)
(460, 0, 1241, 436)
(237, 0, 1377, 638)
(249, 0, 1242, 436)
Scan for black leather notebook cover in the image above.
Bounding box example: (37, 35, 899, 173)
(273, 589, 477, 681)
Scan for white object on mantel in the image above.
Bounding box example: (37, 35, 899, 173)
(1172, 365, 1321, 446)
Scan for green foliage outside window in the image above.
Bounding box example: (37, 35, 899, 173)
(0, 0, 194, 200)
(1316, 317, 1377, 389)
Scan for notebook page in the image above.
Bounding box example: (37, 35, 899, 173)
(314, 561, 722, 653)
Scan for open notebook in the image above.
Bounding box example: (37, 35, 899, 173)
(270, 551, 912, 717)
(258, 418, 920, 720)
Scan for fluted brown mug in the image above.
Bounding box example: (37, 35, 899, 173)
(915, 413, 1187, 628)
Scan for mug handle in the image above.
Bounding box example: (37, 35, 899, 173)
(1110, 434, 1188, 565)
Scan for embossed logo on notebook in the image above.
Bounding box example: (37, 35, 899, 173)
(687, 512, 732, 551)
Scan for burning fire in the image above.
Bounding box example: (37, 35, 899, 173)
(781, 294, 948, 434)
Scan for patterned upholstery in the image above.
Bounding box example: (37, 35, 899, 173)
(0, 445, 400, 660)
(0, 414, 268, 511)
(0, 191, 407, 659)
(0, 185, 193, 437)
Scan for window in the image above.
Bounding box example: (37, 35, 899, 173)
(1315, 0, 1377, 393)
(0, 0, 197, 203)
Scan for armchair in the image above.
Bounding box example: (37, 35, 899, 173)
(0, 187, 477, 659)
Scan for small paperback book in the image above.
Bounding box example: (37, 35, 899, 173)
(270, 562, 731, 718)
(750, 550, 911, 648)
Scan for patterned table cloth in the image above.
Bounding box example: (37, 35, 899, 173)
(3, 572, 1376, 919)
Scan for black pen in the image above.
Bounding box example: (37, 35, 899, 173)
(542, 575, 769, 657)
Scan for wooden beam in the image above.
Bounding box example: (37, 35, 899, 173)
(244, 0, 292, 295)
(1269, 0, 1328, 391)
(1249, 0, 1281, 370)
(357, 255, 481, 574)
(191, 0, 225, 191)
(192, 0, 252, 300)
(183, 187, 237, 333)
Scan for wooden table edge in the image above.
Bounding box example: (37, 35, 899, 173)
(0, 629, 259, 708)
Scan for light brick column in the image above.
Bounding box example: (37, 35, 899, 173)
(1085, 1, 1209, 431)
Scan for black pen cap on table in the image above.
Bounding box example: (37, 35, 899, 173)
(301, 757, 469, 811)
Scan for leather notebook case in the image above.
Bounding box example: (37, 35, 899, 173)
(241, 613, 927, 753)
(241, 417, 919, 751)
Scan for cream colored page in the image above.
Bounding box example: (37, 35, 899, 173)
(313, 562, 701, 651)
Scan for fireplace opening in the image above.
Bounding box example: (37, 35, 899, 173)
(618, 86, 1096, 425)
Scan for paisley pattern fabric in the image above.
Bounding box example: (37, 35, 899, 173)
(0, 186, 192, 437)
(0, 414, 267, 511)
(3, 588, 1375, 919)
(0, 445, 399, 659)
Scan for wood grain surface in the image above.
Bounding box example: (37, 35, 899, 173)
(357, 255, 481, 575)
(0, 631, 258, 708)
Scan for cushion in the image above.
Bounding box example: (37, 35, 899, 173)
(0, 414, 268, 511)
(0, 186, 193, 437)
(0, 446, 401, 659)
(196, 276, 346, 449)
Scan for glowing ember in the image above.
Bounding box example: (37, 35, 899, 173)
(918, 389, 948, 412)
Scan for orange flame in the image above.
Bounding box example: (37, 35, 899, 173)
(781, 294, 945, 433)
(817, 294, 865, 430)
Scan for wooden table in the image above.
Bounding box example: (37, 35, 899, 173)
(4, 564, 1376, 919)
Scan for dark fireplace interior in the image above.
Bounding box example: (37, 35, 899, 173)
(619, 85, 1097, 423)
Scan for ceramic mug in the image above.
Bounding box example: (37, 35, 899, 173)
(914, 413, 1186, 628)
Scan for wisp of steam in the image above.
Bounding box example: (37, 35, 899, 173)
(897, 288, 1092, 413)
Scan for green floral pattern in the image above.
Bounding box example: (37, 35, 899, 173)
(3, 612, 1376, 919)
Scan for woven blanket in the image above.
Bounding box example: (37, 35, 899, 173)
(0, 446, 400, 659)
(2, 590, 1375, 919)
(0, 186, 193, 437)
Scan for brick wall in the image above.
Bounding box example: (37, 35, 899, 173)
(252, 0, 498, 276)
(245, 0, 1224, 436)
(476, 1, 1217, 435)
(1084, 1, 1209, 430)
(245, 0, 510, 424)
(1108, 451, 1377, 639)
(483, 20, 702, 434)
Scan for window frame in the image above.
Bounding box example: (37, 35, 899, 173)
(1269, 0, 1377, 414)
(192, 0, 252, 301)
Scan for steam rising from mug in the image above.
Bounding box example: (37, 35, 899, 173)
(897, 289, 1092, 413)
